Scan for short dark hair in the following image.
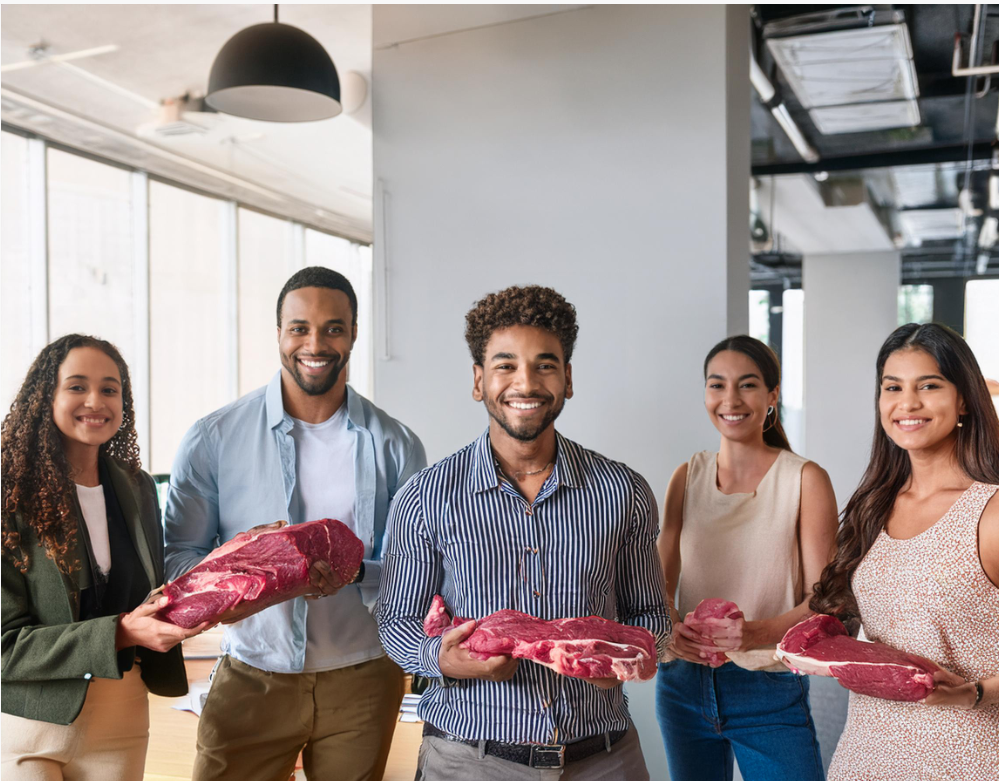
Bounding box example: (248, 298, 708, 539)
(276, 266, 358, 327)
(464, 285, 578, 365)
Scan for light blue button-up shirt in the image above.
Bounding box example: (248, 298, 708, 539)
(164, 372, 426, 673)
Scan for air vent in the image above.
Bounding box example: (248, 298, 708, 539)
(766, 12, 920, 135)
(897, 208, 964, 245)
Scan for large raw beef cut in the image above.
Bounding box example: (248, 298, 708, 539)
(776, 614, 938, 701)
(683, 598, 744, 667)
(157, 519, 363, 628)
(423, 595, 658, 682)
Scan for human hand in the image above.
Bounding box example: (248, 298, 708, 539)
(921, 668, 977, 709)
(586, 677, 623, 689)
(241, 520, 288, 538)
(304, 560, 348, 601)
(438, 620, 519, 682)
(116, 597, 213, 652)
(671, 621, 725, 666)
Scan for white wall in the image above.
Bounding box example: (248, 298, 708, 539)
(803, 251, 901, 506)
(373, 6, 750, 777)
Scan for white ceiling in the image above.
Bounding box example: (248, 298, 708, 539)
(1, 4, 374, 239)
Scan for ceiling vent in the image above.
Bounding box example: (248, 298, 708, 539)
(765, 9, 920, 135)
(897, 208, 965, 245)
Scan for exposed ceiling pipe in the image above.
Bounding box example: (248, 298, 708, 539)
(750, 50, 820, 164)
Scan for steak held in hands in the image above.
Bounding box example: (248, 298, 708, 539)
(684, 598, 744, 666)
(776, 614, 938, 702)
(423, 595, 658, 682)
(158, 519, 364, 628)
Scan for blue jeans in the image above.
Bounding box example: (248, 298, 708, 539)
(656, 660, 824, 781)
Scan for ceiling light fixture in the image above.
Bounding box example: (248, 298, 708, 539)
(205, 4, 341, 122)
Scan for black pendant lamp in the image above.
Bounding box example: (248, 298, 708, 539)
(206, 5, 341, 122)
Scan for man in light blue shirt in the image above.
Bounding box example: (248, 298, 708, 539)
(165, 267, 426, 781)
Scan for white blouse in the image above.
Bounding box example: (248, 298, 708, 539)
(75, 483, 111, 575)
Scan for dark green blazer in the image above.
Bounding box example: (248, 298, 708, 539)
(1, 457, 187, 725)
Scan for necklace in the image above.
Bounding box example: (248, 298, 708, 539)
(495, 458, 554, 478)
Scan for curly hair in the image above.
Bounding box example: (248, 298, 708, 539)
(1, 334, 141, 574)
(464, 285, 579, 365)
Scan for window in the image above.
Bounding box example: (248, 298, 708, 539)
(749, 290, 771, 346)
(0, 140, 373, 477)
(1, 132, 33, 410)
(47, 148, 136, 366)
(897, 284, 933, 326)
(148, 182, 228, 474)
(238, 208, 299, 395)
(966, 279, 999, 385)
(780, 289, 805, 453)
(305, 229, 374, 399)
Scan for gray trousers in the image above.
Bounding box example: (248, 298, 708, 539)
(414, 727, 650, 781)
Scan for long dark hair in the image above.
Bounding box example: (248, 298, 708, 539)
(1, 334, 141, 574)
(810, 323, 999, 628)
(703, 335, 792, 451)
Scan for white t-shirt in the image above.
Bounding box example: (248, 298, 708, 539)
(289, 403, 383, 672)
(75, 483, 111, 575)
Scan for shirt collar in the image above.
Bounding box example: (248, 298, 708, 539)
(266, 370, 367, 433)
(469, 428, 584, 493)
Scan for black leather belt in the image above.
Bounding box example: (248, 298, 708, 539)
(422, 723, 627, 769)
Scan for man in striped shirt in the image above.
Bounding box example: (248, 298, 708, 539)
(376, 285, 671, 779)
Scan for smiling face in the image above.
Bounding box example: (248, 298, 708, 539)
(879, 348, 966, 453)
(472, 325, 573, 443)
(704, 349, 779, 444)
(52, 346, 123, 450)
(278, 286, 356, 397)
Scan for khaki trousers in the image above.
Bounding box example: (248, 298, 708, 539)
(415, 727, 650, 781)
(194, 654, 405, 781)
(0, 667, 150, 781)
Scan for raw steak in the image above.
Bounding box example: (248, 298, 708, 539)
(423, 595, 658, 682)
(684, 598, 744, 666)
(776, 614, 938, 702)
(157, 519, 363, 628)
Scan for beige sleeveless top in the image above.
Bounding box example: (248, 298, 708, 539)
(828, 482, 999, 781)
(677, 448, 808, 671)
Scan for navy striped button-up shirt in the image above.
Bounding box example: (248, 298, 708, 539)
(376, 430, 671, 744)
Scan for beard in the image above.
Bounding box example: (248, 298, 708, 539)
(483, 390, 566, 442)
(281, 350, 349, 397)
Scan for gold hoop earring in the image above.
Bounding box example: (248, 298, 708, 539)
(763, 405, 777, 433)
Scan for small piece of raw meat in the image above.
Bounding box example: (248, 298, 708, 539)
(776, 614, 939, 702)
(684, 598, 744, 666)
(157, 519, 363, 628)
(423, 595, 657, 682)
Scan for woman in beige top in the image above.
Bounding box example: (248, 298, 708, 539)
(655, 335, 839, 781)
(810, 323, 999, 780)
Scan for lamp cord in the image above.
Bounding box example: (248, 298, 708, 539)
(274, 4, 279, 23)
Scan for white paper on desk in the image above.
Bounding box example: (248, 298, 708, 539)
(399, 712, 422, 723)
(171, 680, 211, 717)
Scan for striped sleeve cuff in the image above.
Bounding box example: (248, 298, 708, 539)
(418, 634, 445, 678)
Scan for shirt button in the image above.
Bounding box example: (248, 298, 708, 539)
(533, 590, 541, 598)
(525, 506, 533, 516)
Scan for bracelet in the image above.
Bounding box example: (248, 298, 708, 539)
(972, 680, 984, 709)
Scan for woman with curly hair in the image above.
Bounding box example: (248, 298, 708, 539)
(810, 323, 999, 781)
(656, 335, 838, 781)
(2, 334, 209, 780)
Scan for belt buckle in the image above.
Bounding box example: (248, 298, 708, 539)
(530, 744, 565, 769)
